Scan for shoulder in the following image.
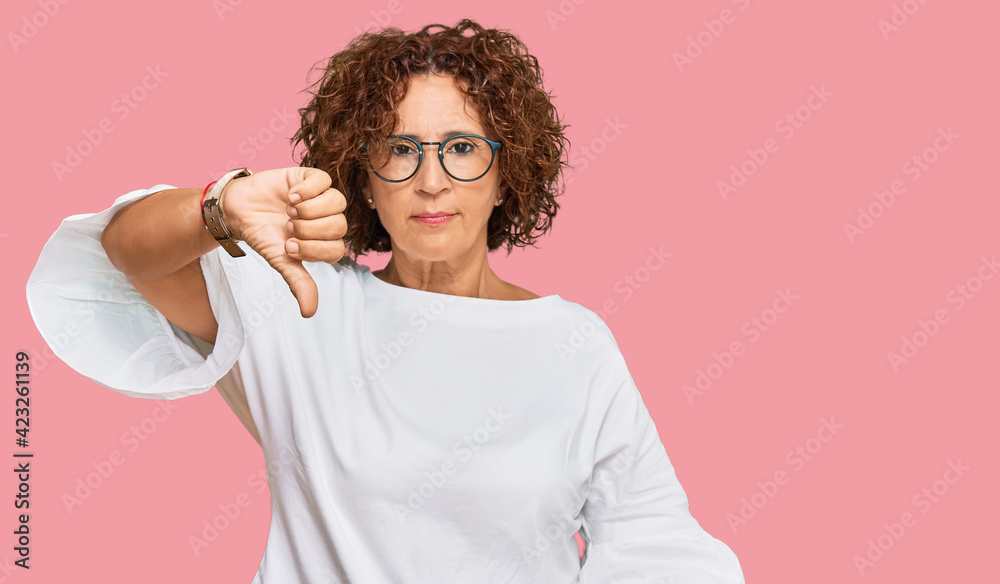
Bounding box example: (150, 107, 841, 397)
(547, 296, 613, 330)
(492, 276, 543, 300)
(506, 284, 542, 300)
(539, 298, 623, 362)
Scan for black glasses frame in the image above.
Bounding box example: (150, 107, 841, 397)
(362, 134, 503, 183)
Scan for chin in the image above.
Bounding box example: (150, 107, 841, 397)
(398, 237, 457, 260)
(416, 246, 460, 262)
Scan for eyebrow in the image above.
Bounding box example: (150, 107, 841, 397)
(395, 130, 478, 141)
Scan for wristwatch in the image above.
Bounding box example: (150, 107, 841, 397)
(202, 167, 252, 257)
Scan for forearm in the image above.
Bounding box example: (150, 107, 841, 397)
(101, 188, 221, 284)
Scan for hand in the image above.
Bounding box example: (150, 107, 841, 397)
(219, 167, 347, 318)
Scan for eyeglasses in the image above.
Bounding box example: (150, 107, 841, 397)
(362, 134, 502, 183)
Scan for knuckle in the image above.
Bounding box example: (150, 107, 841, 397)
(328, 239, 346, 262)
(290, 216, 345, 239)
(330, 214, 348, 237)
(318, 239, 345, 261)
(300, 238, 339, 258)
(333, 196, 348, 214)
(293, 201, 318, 219)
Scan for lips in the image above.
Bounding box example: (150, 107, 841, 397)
(412, 212, 456, 226)
(413, 212, 454, 218)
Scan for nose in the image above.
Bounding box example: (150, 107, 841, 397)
(413, 147, 450, 195)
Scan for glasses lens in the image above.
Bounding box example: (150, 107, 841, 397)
(369, 137, 420, 181)
(366, 136, 495, 181)
(442, 136, 493, 180)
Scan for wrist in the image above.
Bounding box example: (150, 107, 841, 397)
(200, 181, 217, 228)
(218, 178, 243, 241)
(201, 168, 252, 257)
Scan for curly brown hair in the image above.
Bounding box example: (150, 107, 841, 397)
(290, 18, 569, 260)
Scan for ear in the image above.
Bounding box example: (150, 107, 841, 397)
(495, 185, 508, 206)
(361, 179, 375, 209)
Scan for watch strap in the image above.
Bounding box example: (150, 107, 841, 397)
(202, 168, 252, 257)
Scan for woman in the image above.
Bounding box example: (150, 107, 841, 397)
(27, 19, 744, 583)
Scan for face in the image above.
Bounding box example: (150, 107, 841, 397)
(362, 73, 502, 264)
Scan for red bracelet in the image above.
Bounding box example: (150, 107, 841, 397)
(200, 180, 217, 227)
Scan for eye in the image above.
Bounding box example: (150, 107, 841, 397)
(447, 140, 476, 155)
(390, 143, 416, 156)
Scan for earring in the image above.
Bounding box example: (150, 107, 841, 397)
(497, 198, 503, 204)
(368, 198, 373, 203)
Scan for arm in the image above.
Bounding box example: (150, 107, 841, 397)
(99, 168, 347, 345)
(25, 169, 346, 400)
(101, 187, 221, 344)
(578, 370, 745, 583)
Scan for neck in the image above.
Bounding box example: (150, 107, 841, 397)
(376, 246, 505, 300)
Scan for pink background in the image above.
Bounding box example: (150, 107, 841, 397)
(4, 0, 997, 581)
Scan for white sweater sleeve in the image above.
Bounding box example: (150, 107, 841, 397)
(25, 184, 246, 401)
(577, 341, 745, 583)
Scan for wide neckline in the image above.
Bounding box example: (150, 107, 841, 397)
(360, 265, 562, 307)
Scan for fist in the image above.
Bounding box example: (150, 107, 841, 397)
(219, 167, 348, 317)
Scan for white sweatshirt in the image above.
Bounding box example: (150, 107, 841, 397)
(25, 185, 745, 584)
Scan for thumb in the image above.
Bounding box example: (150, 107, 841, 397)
(270, 256, 319, 318)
